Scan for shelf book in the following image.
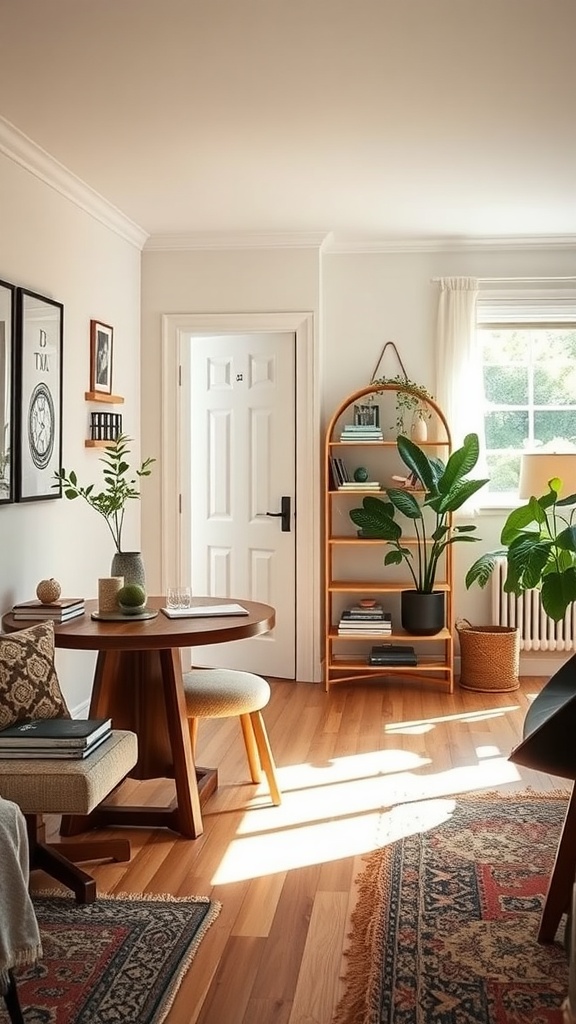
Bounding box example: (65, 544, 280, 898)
(0, 718, 112, 757)
(337, 603, 392, 636)
(11, 598, 85, 622)
(368, 644, 417, 666)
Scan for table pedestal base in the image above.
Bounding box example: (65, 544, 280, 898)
(61, 766, 218, 839)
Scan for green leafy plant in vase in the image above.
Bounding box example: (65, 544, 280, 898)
(349, 433, 489, 634)
(54, 435, 155, 583)
(465, 474, 576, 621)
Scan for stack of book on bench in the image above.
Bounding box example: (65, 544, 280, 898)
(338, 602, 392, 636)
(368, 644, 417, 666)
(11, 598, 85, 622)
(0, 718, 112, 759)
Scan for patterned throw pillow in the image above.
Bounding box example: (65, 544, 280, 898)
(0, 621, 70, 729)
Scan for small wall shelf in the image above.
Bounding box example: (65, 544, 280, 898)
(84, 392, 124, 404)
(84, 440, 113, 448)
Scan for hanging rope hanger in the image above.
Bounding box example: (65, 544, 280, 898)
(370, 340, 408, 384)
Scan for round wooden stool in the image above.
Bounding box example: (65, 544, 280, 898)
(182, 669, 281, 806)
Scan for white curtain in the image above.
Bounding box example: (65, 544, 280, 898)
(435, 276, 486, 513)
(435, 277, 481, 451)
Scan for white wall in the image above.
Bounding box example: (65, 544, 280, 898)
(140, 245, 321, 592)
(0, 150, 142, 713)
(323, 244, 576, 674)
(141, 240, 575, 680)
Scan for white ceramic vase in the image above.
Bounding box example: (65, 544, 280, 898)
(410, 412, 428, 443)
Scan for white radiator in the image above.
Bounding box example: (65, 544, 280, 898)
(492, 558, 576, 652)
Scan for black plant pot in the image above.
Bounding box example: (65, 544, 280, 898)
(401, 590, 445, 636)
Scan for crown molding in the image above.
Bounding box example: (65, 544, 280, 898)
(324, 234, 576, 254)
(0, 116, 148, 250)
(144, 231, 332, 252)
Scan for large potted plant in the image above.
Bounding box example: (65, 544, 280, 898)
(54, 434, 155, 585)
(465, 475, 576, 620)
(349, 433, 489, 634)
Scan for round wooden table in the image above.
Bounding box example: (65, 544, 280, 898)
(2, 597, 275, 839)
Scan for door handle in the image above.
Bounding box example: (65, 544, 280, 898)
(265, 496, 291, 532)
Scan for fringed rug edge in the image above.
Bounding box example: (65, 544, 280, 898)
(332, 788, 571, 1024)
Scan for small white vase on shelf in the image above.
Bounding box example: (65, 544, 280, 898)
(110, 552, 146, 589)
(410, 412, 428, 443)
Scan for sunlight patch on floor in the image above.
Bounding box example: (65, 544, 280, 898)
(385, 705, 520, 734)
(210, 751, 522, 885)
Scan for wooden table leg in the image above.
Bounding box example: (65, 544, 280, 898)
(61, 646, 210, 840)
(538, 783, 576, 942)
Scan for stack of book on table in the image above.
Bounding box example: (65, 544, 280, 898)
(339, 424, 384, 442)
(0, 718, 112, 759)
(11, 598, 85, 622)
(368, 644, 417, 666)
(337, 602, 392, 636)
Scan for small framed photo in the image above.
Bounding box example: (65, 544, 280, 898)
(354, 403, 380, 428)
(90, 320, 113, 394)
(16, 288, 63, 502)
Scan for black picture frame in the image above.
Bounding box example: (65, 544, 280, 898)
(90, 319, 113, 394)
(0, 279, 15, 505)
(15, 288, 63, 502)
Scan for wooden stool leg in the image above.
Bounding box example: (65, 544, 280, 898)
(250, 711, 282, 806)
(538, 783, 576, 942)
(240, 714, 262, 783)
(188, 718, 199, 758)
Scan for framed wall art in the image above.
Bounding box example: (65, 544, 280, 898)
(90, 319, 113, 394)
(0, 279, 15, 505)
(16, 288, 63, 502)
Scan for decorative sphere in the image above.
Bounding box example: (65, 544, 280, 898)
(354, 466, 369, 483)
(36, 578, 62, 604)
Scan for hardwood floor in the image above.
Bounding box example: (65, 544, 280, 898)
(37, 674, 568, 1024)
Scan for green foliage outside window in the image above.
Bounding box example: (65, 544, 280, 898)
(479, 326, 576, 495)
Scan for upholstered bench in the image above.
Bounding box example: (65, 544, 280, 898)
(0, 730, 138, 903)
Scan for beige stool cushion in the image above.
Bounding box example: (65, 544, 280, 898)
(183, 669, 270, 718)
(0, 730, 137, 815)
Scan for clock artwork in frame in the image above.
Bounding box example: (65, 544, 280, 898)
(15, 288, 63, 501)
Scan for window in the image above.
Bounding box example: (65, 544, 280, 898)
(477, 315, 576, 501)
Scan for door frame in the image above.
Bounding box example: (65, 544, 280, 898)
(160, 311, 321, 683)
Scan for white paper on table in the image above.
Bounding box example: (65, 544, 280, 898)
(160, 604, 249, 618)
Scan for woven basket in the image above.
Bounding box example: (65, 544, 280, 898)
(456, 619, 520, 692)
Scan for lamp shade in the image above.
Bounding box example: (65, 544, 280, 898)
(519, 452, 576, 499)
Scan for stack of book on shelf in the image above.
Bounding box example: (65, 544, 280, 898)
(11, 598, 85, 622)
(368, 644, 417, 666)
(0, 718, 113, 759)
(337, 602, 392, 636)
(339, 424, 384, 443)
(338, 480, 381, 491)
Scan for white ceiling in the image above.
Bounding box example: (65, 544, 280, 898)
(1, 0, 575, 246)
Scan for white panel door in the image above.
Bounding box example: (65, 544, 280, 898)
(187, 332, 296, 677)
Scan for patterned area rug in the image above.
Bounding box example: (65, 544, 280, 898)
(4, 891, 220, 1024)
(334, 792, 571, 1024)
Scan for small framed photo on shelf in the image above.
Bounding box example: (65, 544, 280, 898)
(90, 320, 113, 394)
(354, 403, 379, 427)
